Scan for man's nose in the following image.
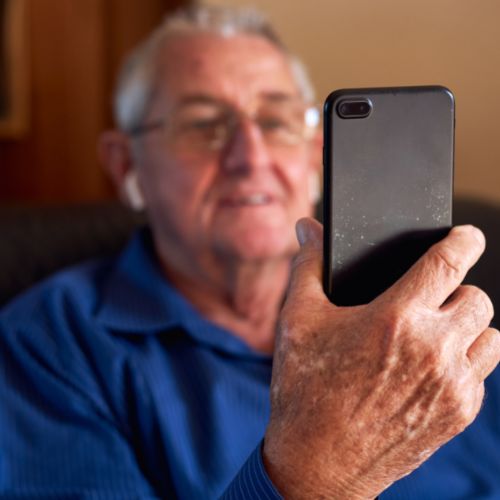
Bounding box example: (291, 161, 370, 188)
(221, 118, 272, 174)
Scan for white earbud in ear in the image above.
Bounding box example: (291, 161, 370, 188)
(308, 173, 321, 204)
(123, 171, 145, 211)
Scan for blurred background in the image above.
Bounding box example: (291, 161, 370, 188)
(1, 0, 499, 205)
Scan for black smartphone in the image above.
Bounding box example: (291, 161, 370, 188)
(323, 86, 455, 306)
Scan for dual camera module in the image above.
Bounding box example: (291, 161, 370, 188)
(337, 99, 372, 119)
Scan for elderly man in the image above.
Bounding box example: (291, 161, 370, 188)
(1, 6, 499, 499)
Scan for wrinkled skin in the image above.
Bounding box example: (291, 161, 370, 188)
(264, 219, 500, 499)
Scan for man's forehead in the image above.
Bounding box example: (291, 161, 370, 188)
(151, 32, 298, 106)
(158, 31, 285, 60)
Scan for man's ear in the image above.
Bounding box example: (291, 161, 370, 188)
(98, 130, 145, 210)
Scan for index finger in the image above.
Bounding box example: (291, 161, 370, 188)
(386, 225, 486, 308)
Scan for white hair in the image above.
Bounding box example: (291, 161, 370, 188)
(114, 5, 316, 132)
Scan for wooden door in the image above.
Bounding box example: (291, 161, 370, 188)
(0, 0, 185, 203)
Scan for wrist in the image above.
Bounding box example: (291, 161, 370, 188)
(262, 434, 378, 499)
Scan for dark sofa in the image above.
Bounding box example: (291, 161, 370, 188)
(0, 198, 498, 311)
(0, 203, 145, 306)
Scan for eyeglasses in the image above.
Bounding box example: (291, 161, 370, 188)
(128, 96, 319, 153)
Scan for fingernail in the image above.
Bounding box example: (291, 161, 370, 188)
(296, 220, 309, 246)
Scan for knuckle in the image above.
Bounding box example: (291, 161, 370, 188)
(481, 328, 500, 368)
(461, 285, 494, 327)
(289, 254, 321, 292)
(458, 390, 481, 426)
(492, 329, 500, 352)
(379, 302, 431, 349)
(473, 288, 494, 323)
(373, 302, 436, 367)
(452, 407, 474, 433)
(459, 284, 479, 298)
(291, 250, 312, 270)
(430, 244, 463, 281)
(291, 247, 319, 272)
(379, 303, 409, 334)
(441, 375, 484, 430)
(443, 384, 474, 429)
(477, 289, 495, 322)
(474, 383, 486, 414)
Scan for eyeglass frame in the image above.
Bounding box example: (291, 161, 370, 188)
(126, 94, 320, 152)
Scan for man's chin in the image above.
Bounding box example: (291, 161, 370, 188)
(214, 227, 298, 262)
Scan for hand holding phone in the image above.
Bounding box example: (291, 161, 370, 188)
(265, 219, 499, 499)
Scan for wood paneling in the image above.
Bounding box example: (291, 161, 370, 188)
(0, 0, 185, 204)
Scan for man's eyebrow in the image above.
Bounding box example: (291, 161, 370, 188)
(259, 91, 299, 102)
(175, 91, 300, 108)
(176, 94, 225, 107)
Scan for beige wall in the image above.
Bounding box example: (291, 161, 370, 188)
(205, 0, 500, 205)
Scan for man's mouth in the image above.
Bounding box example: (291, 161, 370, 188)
(220, 193, 275, 207)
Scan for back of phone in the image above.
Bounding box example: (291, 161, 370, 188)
(323, 86, 454, 305)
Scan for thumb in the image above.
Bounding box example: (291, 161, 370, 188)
(288, 218, 325, 300)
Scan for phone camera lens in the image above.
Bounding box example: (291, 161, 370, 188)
(337, 99, 372, 119)
(340, 103, 350, 116)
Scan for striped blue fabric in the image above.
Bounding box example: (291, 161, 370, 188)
(221, 444, 281, 500)
(0, 229, 499, 499)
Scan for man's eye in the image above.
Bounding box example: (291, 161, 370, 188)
(257, 115, 295, 133)
(184, 118, 222, 131)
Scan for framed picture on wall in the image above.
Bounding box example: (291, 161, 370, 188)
(0, 0, 29, 138)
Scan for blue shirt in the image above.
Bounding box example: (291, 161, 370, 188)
(0, 229, 499, 499)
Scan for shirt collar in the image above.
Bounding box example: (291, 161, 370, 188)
(96, 229, 271, 360)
